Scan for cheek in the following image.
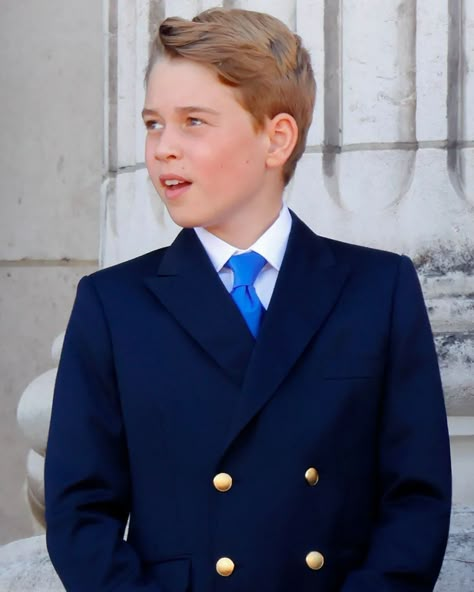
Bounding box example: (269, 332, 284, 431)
(145, 138, 155, 165)
(144, 142, 163, 195)
(212, 134, 263, 177)
(225, 149, 265, 182)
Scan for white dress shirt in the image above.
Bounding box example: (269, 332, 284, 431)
(194, 205, 292, 310)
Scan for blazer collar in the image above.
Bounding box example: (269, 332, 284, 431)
(144, 227, 255, 386)
(144, 210, 350, 449)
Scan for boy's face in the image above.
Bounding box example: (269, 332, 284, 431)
(143, 58, 280, 238)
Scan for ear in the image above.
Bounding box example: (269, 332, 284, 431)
(265, 113, 299, 171)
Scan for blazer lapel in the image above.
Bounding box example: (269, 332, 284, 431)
(222, 213, 350, 453)
(144, 228, 255, 385)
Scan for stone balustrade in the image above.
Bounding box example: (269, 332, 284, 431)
(16, 334, 64, 532)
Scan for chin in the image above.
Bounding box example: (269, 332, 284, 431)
(165, 208, 206, 230)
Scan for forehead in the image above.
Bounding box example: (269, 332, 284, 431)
(145, 57, 240, 111)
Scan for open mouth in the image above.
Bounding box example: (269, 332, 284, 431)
(162, 179, 191, 189)
(159, 176, 192, 198)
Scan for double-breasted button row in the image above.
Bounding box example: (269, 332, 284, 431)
(213, 467, 321, 577)
(213, 467, 319, 491)
(215, 552, 325, 577)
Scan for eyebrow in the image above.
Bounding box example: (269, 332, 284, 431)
(141, 106, 220, 118)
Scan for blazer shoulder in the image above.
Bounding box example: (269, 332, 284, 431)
(322, 235, 409, 273)
(85, 247, 169, 291)
(291, 211, 408, 275)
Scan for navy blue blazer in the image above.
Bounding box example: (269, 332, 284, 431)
(45, 211, 451, 592)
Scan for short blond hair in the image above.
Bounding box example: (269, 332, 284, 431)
(146, 8, 316, 185)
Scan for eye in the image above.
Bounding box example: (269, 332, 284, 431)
(145, 120, 164, 131)
(187, 117, 204, 127)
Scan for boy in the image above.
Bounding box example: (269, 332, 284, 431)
(45, 8, 451, 592)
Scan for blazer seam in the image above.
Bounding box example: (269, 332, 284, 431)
(386, 254, 406, 372)
(82, 274, 124, 415)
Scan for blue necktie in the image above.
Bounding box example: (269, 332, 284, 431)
(227, 251, 266, 338)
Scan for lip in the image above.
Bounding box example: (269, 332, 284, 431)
(159, 173, 191, 187)
(159, 174, 192, 200)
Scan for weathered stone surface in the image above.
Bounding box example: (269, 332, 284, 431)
(435, 507, 474, 591)
(450, 429, 474, 507)
(421, 274, 474, 300)
(164, 0, 204, 20)
(102, 170, 179, 267)
(288, 150, 474, 259)
(17, 369, 57, 456)
(435, 333, 474, 416)
(296, 1, 324, 147)
(465, 6, 474, 140)
(342, 0, 416, 145)
(51, 333, 65, 366)
(0, 0, 102, 260)
(0, 536, 63, 592)
(393, 148, 474, 250)
(112, 0, 146, 170)
(26, 451, 46, 530)
(232, 0, 295, 27)
(426, 297, 474, 333)
(416, 0, 449, 141)
(322, 149, 417, 213)
(452, 148, 474, 206)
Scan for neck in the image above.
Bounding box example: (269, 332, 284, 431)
(205, 202, 283, 249)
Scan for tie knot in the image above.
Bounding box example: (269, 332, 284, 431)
(227, 251, 266, 288)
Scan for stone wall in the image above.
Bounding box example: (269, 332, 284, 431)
(0, 0, 103, 543)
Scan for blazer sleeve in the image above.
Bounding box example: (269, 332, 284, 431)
(45, 275, 161, 592)
(341, 255, 452, 592)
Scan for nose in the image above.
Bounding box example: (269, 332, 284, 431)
(152, 126, 182, 161)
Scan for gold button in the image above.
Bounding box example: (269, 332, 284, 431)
(306, 551, 324, 570)
(213, 473, 233, 492)
(305, 467, 319, 486)
(216, 557, 235, 576)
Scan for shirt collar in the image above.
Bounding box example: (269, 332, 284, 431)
(194, 205, 292, 273)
